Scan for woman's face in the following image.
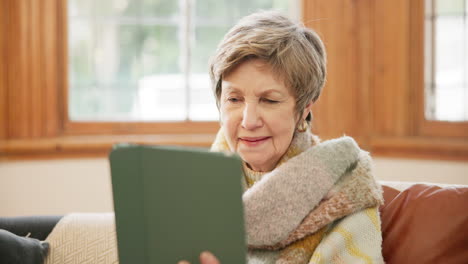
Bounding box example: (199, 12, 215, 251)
(220, 59, 306, 172)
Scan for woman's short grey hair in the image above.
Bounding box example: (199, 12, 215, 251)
(209, 10, 327, 121)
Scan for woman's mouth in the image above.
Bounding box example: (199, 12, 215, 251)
(239, 137, 270, 147)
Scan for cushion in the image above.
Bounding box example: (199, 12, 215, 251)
(380, 184, 468, 264)
(0, 229, 49, 264)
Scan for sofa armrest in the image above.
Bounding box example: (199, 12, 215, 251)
(380, 183, 468, 264)
(0, 216, 63, 240)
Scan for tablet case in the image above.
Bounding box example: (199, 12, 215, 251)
(110, 145, 246, 264)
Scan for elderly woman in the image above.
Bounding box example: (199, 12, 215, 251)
(180, 11, 384, 264)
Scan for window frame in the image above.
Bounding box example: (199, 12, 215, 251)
(60, 0, 220, 136)
(0, 0, 219, 160)
(1, 0, 467, 160)
(414, 0, 468, 138)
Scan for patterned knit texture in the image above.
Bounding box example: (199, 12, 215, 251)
(44, 213, 118, 264)
(266, 151, 384, 250)
(211, 128, 385, 264)
(212, 128, 362, 247)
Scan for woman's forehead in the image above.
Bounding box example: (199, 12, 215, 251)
(221, 60, 292, 95)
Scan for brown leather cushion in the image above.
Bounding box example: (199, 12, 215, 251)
(380, 184, 468, 264)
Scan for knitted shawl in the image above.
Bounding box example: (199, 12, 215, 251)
(211, 128, 385, 264)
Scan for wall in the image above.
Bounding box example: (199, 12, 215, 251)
(0, 159, 114, 217)
(0, 158, 467, 217)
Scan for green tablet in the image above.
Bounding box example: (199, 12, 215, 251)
(109, 144, 246, 264)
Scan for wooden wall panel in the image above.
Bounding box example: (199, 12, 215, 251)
(43, 0, 60, 137)
(303, 0, 370, 143)
(373, 0, 413, 136)
(354, 0, 374, 148)
(0, 0, 7, 140)
(30, 0, 44, 138)
(304, 0, 417, 141)
(4, 0, 61, 140)
(7, 0, 31, 139)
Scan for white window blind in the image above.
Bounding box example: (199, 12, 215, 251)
(425, 0, 468, 121)
(68, 0, 299, 122)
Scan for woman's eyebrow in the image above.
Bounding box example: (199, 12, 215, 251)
(259, 89, 285, 97)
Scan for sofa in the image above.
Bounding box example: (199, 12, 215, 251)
(379, 181, 468, 263)
(1, 181, 467, 264)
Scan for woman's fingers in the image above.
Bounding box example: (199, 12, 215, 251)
(200, 251, 220, 264)
(177, 251, 219, 264)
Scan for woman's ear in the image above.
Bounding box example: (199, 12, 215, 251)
(301, 101, 313, 120)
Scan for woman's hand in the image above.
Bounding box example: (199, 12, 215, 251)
(178, 251, 220, 264)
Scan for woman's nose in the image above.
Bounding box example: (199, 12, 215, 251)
(241, 103, 263, 130)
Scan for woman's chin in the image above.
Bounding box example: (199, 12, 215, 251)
(237, 145, 278, 172)
(240, 155, 273, 172)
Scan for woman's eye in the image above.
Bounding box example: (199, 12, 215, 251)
(262, 98, 279, 104)
(228, 97, 240, 103)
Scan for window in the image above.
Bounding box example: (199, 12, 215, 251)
(3, 0, 466, 160)
(425, 0, 468, 121)
(68, 0, 299, 122)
